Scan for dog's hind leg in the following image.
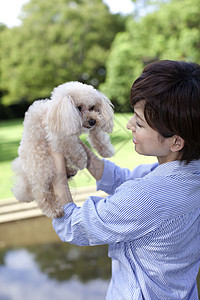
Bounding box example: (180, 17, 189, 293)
(33, 183, 64, 218)
(11, 158, 34, 202)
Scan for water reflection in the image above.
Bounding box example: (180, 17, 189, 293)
(0, 217, 110, 300)
(0, 216, 199, 299)
(0, 247, 110, 300)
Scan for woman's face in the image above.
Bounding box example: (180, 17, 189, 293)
(126, 101, 180, 164)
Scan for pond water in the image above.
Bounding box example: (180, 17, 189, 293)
(0, 217, 111, 300)
(1, 216, 200, 300)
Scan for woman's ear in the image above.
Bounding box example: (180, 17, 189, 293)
(47, 95, 81, 135)
(170, 136, 185, 152)
(99, 92, 114, 133)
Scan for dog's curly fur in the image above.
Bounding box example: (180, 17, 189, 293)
(12, 81, 114, 218)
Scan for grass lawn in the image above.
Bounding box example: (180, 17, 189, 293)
(0, 114, 156, 200)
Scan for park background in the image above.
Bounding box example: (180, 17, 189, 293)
(0, 0, 199, 198)
(0, 0, 200, 299)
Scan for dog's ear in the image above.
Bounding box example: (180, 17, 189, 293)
(98, 92, 114, 133)
(47, 94, 81, 135)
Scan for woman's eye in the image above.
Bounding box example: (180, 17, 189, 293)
(136, 121, 142, 128)
(77, 106, 82, 111)
(89, 106, 95, 111)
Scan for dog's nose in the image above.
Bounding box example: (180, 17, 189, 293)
(88, 119, 96, 127)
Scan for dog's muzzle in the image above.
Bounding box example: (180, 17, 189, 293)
(83, 118, 96, 129)
(88, 119, 96, 127)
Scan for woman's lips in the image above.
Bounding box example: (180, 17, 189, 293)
(133, 137, 138, 144)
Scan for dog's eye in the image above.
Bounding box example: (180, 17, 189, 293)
(89, 106, 95, 111)
(77, 106, 82, 112)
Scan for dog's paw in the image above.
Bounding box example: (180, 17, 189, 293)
(42, 206, 64, 218)
(97, 145, 115, 158)
(67, 168, 77, 179)
(54, 209, 64, 218)
(76, 158, 87, 170)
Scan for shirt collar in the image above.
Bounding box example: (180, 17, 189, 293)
(150, 159, 200, 177)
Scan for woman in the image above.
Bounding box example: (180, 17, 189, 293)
(51, 60, 200, 299)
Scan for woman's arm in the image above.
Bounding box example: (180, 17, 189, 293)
(50, 149, 73, 206)
(50, 141, 104, 205)
(80, 141, 104, 181)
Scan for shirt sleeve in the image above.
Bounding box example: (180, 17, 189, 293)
(52, 177, 162, 247)
(97, 159, 158, 194)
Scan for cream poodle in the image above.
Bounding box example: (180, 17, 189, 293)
(12, 81, 114, 218)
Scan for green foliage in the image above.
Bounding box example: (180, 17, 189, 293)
(0, 0, 126, 105)
(100, 0, 200, 110)
(1, 0, 200, 110)
(0, 119, 23, 199)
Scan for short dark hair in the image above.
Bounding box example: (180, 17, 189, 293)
(130, 60, 200, 163)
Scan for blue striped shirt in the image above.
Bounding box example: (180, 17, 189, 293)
(53, 159, 200, 299)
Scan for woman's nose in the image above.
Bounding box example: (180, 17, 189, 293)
(126, 116, 135, 131)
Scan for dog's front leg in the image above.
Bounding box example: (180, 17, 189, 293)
(88, 128, 114, 158)
(61, 136, 87, 172)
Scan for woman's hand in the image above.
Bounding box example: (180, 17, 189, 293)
(49, 147, 66, 173)
(48, 138, 104, 207)
(80, 140, 104, 181)
(49, 146, 73, 206)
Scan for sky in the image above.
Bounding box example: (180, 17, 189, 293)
(0, 0, 134, 28)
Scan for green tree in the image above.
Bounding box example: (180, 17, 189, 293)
(0, 0, 126, 105)
(100, 0, 200, 111)
(0, 24, 9, 104)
